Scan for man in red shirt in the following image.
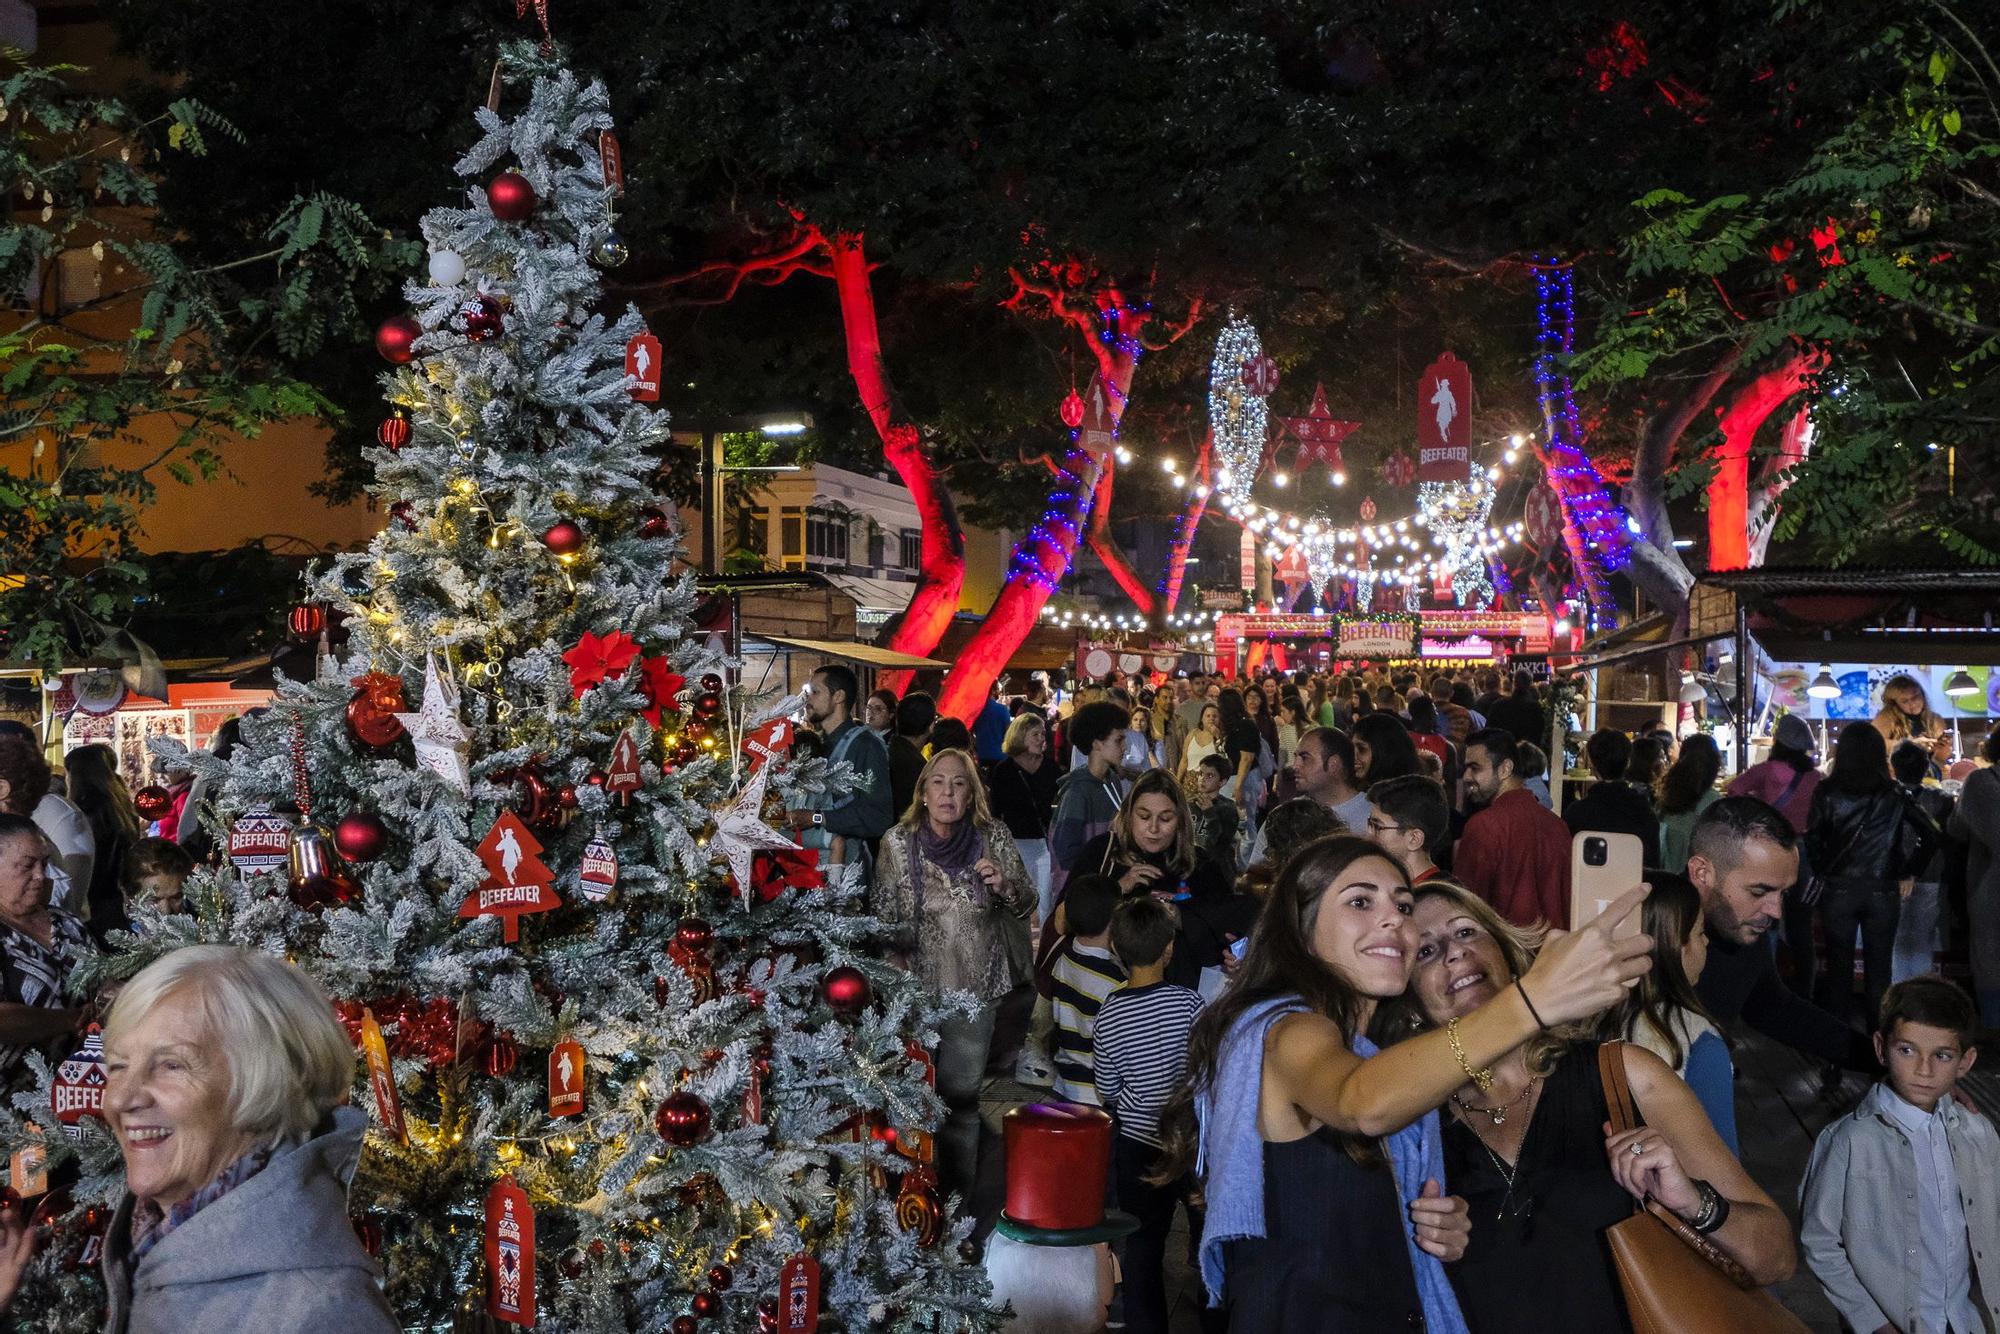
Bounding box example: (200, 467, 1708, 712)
(1456, 727, 1572, 928)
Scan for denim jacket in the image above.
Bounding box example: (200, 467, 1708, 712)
(1800, 1082, 2000, 1334)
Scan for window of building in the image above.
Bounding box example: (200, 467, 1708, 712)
(779, 507, 804, 569)
(899, 529, 922, 570)
(805, 508, 849, 564)
(868, 528, 886, 569)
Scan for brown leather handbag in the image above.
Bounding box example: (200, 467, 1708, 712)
(1597, 1042, 1809, 1334)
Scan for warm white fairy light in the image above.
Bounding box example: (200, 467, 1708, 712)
(1208, 314, 1269, 506)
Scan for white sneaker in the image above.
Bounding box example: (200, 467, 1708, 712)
(1014, 1046, 1056, 1087)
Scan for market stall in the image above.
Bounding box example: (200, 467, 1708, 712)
(1211, 608, 1554, 677)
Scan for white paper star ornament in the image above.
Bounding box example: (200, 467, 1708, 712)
(708, 766, 801, 906)
(394, 652, 472, 795)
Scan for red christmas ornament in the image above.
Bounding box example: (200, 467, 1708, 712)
(1241, 354, 1280, 396)
(484, 1176, 537, 1324)
(390, 501, 416, 531)
(484, 1033, 519, 1078)
(757, 1300, 779, 1334)
(133, 785, 173, 822)
(557, 784, 578, 810)
(374, 314, 422, 363)
(674, 917, 714, 953)
(638, 507, 672, 539)
(51, 1026, 107, 1139)
(654, 1090, 712, 1146)
(487, 170, 538, 222)
(820, 966, 870, 1019)
(549, 1039, 585, 1117)
(332, 811, 389, 862)
(542, 519, 585, 555)
(459, 295, 505, 343)
(346, 671, 409, 750)
(376, 411, 412, 451)
(691, 1292, 720, 1318)
(896, 1165, 945, 1248)
(1382, 451, 1417, 488)
(672, 1319, 698, 1334)
(1059, 388, 1086, 429)
(352, 1215, 383, 1257)
(287, 603, 328, 640)
(695, 691, 723, 716)
(699, 672, 724, 693)
(585, 770, 607, 788)
(706, 1264, 733, 1291)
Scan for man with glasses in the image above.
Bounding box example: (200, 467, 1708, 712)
(1364, 775, 1450, 886)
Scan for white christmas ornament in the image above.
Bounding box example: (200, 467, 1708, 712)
(428, 250, 468, 286)
(1208, 315, 1270, 507)
(708, 766, 801, 906)
(394, 653, 472, 795)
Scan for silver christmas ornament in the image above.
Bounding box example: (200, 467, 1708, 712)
(589, 231, 630, 269)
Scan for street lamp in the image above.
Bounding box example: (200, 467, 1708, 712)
(683, 412, 815, 574)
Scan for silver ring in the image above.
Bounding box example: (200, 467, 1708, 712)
(1630, 1141, 1646, 1156)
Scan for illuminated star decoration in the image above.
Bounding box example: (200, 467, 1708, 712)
(709, 766, 802, 907)
(1282, 383, 1361, 478)
(394, 653, 472, 795)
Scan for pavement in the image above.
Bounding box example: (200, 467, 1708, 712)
(971, 1022, 2000, 1332)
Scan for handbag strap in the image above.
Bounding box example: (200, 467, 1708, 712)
(1598, 1040, 1640, 1138)
(1773, 765, 1807, 810)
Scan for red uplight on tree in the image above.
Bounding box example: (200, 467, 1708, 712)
(542, 520, 585, 555)
(487, 170, 538, 222)
(821, 966, 870, 1018)
(374, 314, 423, 364)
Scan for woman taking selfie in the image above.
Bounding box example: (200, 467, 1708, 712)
(1154, 837, 1655, 1332)
(1404, 880, 1794, 1333)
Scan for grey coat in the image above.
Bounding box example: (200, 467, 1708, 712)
(100, 1105, 397, 1334)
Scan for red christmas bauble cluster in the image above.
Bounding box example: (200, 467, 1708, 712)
(821, 966, 870, 1018)
(487, 170, 538, 222)
(655, 1090, 712, 1146)
(374, 314, 422, 364)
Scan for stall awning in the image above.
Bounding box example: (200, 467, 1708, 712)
(752, 635, 948, 670)
(823, 572, 918, 614)
(1560, 632, 1730, 677)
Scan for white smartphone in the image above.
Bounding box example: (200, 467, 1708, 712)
(1570, 830, 1646, 938)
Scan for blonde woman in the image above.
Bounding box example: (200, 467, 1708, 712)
(1872, 673, 1947, 764)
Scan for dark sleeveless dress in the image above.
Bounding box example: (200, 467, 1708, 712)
(1223, 1126, 1425, 1331)
(1441, 1041, 1636, 1333)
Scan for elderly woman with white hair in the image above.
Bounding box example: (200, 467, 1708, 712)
(57, 944, 395, 1332)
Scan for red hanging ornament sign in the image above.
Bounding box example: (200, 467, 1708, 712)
(549, 1040, 585, 1117)
(458, 811, 561, 943)
(485, 1176, 537, 1325)
(51, 1026, 106, 1140)
(626, 333, 662, 402)
(1417, 352, 1474, 484)
(740, 717, 794, 773)
(578, 830, 619, 903)
(604, 730, 644, 805)
(1382, 451, 1417, 487)
(228, 806, 290, 875)
(1241, 354, 1280, 396)
(780, 1254, 821, 1334)
(359, 1009, 407, 1144)
(1525, 479, 1565, 548)
(1059, 387, 1086, 429)
(598, 131, 625, 196)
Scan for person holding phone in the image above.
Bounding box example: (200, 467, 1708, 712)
(1151, 838, 1658, 1332)
(1401, 880, 1795, 1333)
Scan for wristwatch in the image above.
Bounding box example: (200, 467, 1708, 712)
(810, 813, 824, 827)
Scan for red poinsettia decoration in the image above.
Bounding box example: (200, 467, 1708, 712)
(563, 630, 642, 699)
(637, 656, 685, 727)
(740, 848, 825, 903)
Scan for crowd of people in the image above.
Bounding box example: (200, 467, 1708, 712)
(0, 657, 1993, 1331)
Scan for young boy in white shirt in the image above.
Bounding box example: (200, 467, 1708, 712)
(1801, 976, 2000, 1334)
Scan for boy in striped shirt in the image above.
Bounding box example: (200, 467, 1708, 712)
(1048, 873, 1126, 1105)
(1094, 896, 1210, 1334)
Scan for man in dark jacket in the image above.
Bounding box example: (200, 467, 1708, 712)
(1562, 728, 1661, 868)
(1688, 796, 1875, 1071)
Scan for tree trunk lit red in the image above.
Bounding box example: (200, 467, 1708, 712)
(1087, 465, 1156, 615)
(1707, 351, 1816, 571)
(1159, 436, 1212, 614)
(936, 304, 1146, 722)
(826, 235, 966, 692)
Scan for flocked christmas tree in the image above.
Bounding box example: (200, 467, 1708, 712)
(6, 45, 999, 1334)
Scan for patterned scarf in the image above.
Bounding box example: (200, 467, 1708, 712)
(129, 1143, 276, 1264)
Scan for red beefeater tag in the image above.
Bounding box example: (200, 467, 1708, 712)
(625, 334, 662, 402)
(549, 1040, 585, 1118)
(780, 1253, 821, 1333)
(485, 1176, 536, 1325)
(598, 131, 625, 196)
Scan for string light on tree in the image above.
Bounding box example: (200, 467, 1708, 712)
(1208, 314, 1270, 506)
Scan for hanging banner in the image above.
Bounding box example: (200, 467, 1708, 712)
(1335, 614, 1421, 659)
(1272, 545, 1310, 589)
(1417, 352, 1473, 484)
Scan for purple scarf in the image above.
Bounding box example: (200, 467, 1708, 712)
(915, 818, 982, 875)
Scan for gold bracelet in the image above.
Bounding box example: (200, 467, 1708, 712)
(1446, 1016, 1496, 1094)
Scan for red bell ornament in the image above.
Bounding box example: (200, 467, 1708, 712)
(332, 810, 389, 863)
(654, 1090, 712, 1147)
(374, 314, 422, 364)
(487, 170, 538, 222)
(376, 412, 411, 451)
(133, 785, 173, 822)
(543, 520, 585, 555)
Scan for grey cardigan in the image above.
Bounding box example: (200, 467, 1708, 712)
(100, 1105, 397, 1334)
(1800, 1082, 2000, 1334)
